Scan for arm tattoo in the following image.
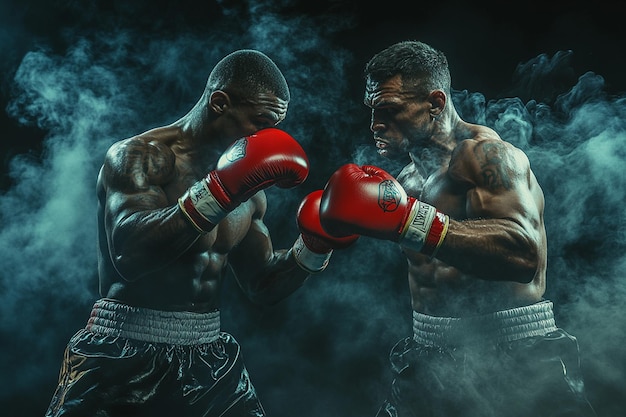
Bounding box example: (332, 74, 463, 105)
(474, 141, 513, 191)
(108, 139, 175, 191)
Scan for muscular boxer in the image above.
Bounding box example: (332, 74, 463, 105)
(320, 41, 597, 417)
(44, 49, 352, 417)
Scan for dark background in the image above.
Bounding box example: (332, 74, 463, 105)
(1, 1, 625, 416)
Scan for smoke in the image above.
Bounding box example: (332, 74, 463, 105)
(349, 50, 626, 416)
(0, 1, 366, 416)
(1, 2, 625, 417)
(452, 51, 626, 416)
(0, 38, 139, 393)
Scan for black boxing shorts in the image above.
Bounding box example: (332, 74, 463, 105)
(376, 300, 597, 417)
(45, 298, 265, 417)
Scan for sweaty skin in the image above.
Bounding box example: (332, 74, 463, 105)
(365, 74, 546, 316)
(96, 92, 308, 312)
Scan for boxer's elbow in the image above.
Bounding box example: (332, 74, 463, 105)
(110, 231, 153, 281)
(111, 251, 145, 281)
(507, 232, 542, 284)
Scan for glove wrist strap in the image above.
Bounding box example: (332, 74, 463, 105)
(400, 200, 449, 258)
(292, 235, 332, 273)
(178, 178, 229, 233)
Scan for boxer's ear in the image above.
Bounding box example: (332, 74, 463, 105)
(428, 90, 446, 120)
(209, 90, 230, 114)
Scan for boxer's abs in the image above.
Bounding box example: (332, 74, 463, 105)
(102, 255, 226, 313)
(408, 260, 544, 316)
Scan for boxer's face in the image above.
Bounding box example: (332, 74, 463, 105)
(364, 74, 433, 160)
(217, 91, 289, 143)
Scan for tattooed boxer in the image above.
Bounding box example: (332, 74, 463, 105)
(45, 49, 355, 417)
(319, 41, 597, 417)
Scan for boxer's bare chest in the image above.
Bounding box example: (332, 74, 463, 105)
(398, 162, 475, 307)
(165, 152, 255, 251)
(398, 163, 469, 220)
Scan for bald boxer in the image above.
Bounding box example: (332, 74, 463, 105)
(320, 41, 597, 417)
(45, 49, 354, 417)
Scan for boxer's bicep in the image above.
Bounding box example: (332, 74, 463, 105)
(102, 138, 174, 225)
(228, 192, 275, 279)
(463, 139, 543, 242)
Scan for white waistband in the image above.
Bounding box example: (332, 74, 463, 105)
(85, 298, 221, 345)
(413, 300, 558, 347)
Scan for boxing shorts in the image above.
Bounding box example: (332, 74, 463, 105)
(376, 300, 597, 417)
(45, 298, 265, 417)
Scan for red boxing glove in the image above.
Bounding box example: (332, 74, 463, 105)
(320, 164, 449, 257)
(179, 128, 309, 233)
(293, 190, 359, 273)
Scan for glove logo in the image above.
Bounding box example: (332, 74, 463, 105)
(189, 180, 210, 204)
(224, 137, 248, 162)
(378, 180, 401, 212)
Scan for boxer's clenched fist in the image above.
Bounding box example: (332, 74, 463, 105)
(320, 164, 449, 257)
(292, 190, 359, 273)
(179, 128, 309, 233)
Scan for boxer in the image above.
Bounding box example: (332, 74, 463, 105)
(318, 40, 597, 417)
(45, 49, 353, 417)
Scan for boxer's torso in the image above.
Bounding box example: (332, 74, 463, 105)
(96, 126, 260, 312)
(398, 138, 546, 316)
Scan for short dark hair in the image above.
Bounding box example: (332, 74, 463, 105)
(206, 49, 290, 102)
(364, 40, 451, 94)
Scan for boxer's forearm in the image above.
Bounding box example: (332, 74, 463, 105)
(109, 205, 201, 280)
(234, 248, 311, 306)
(434, 217, 541, 283)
